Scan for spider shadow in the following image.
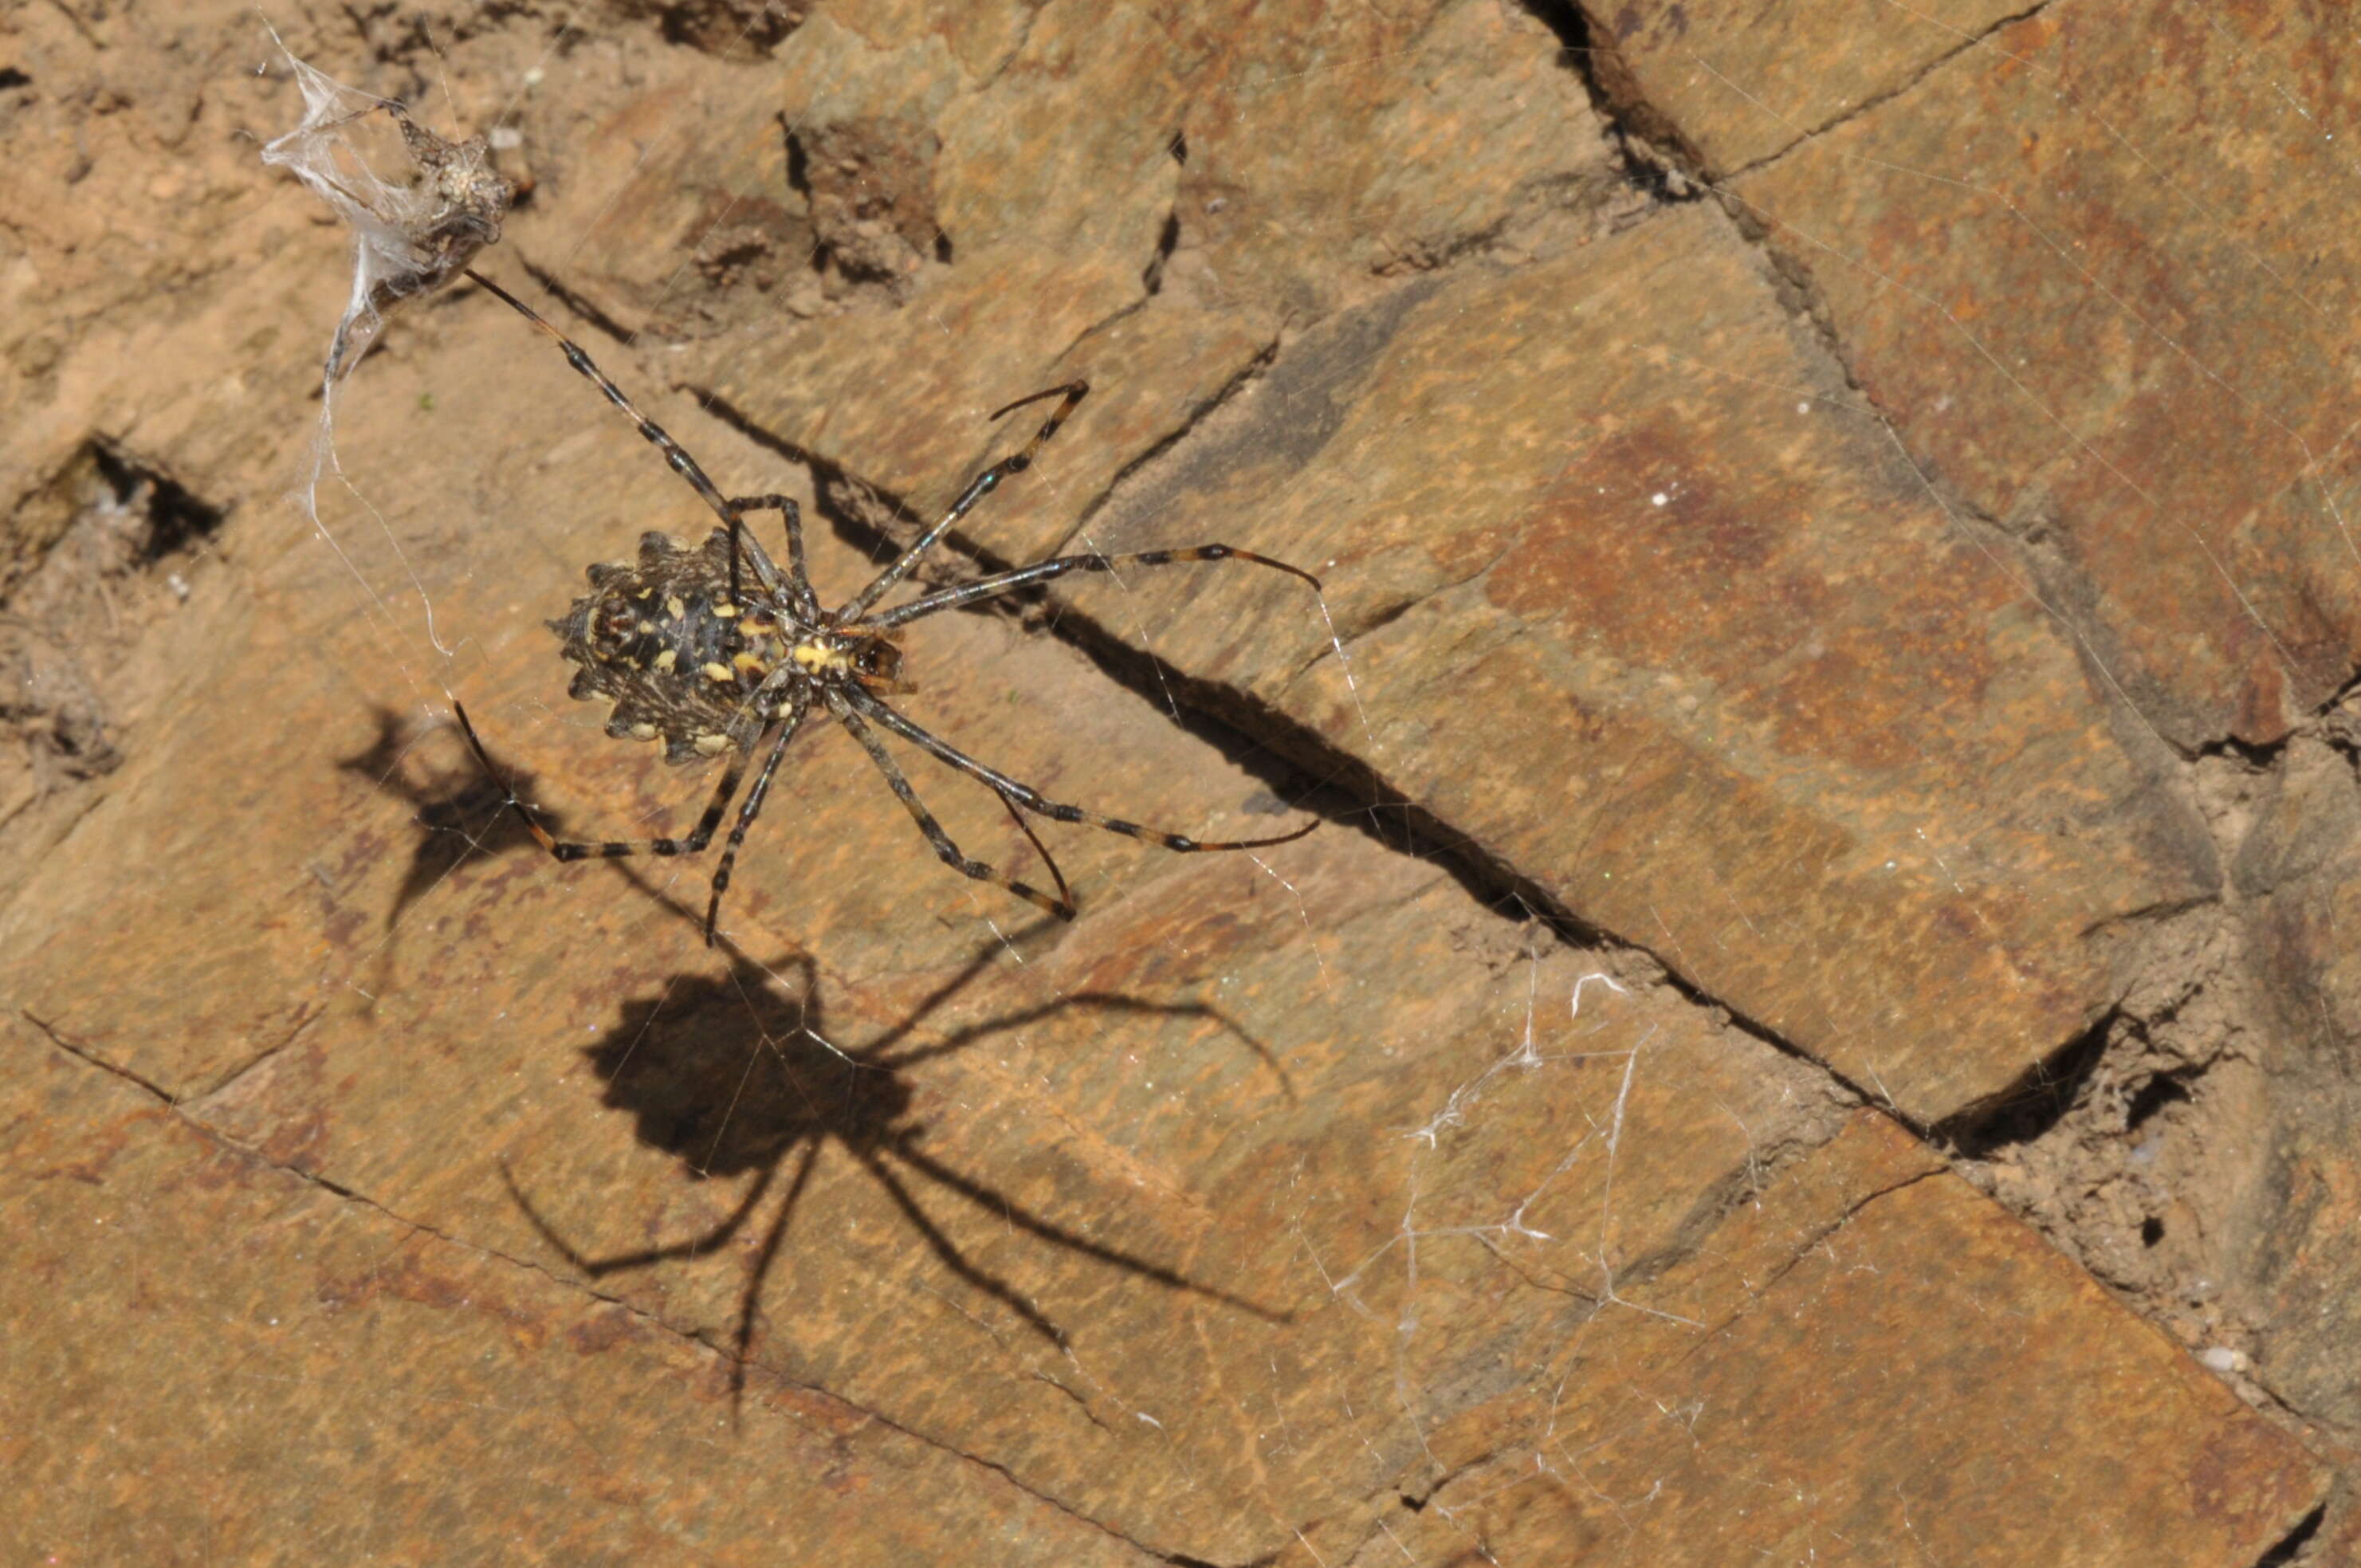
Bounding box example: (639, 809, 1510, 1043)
(372, 705, 1094, 955)
(501, 944, 1291, 1414)
(339, 705, 778, 948)
(336, 705, 558, 994)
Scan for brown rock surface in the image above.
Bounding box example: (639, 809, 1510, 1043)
(0, 0, 2349, 1560)
(1733, 3, 2361, 749)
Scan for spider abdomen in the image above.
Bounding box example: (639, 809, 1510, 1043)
(552, 529, 795, 764)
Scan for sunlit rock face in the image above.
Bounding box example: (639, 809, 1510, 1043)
(0, 0, 2343, 1561)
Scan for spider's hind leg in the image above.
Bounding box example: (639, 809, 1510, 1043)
(699, 689, 813, 944)
(453, 701, 753, 863)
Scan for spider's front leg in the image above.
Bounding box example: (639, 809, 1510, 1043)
(839, 380, 1091, 621)
(724, 493, 819, 621)
(464, 269, 768, 606)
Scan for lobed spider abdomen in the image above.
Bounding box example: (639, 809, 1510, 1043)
(453, 267, 1321, 945)
(557, 529, 805, 763)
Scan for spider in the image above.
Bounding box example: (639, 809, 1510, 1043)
(452, 268, 1319, 945)
(278, 96, 516, 379)
(373, 105, 516, 310)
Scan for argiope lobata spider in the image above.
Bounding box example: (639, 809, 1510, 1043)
(452, 268, 1319, 945)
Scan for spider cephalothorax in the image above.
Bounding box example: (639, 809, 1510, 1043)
(784, 627, 909, 693)
(454, 268, 1322, 944)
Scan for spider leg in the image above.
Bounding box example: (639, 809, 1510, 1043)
(868, 542, 1321, 631)
(700, 687, 814, 945)
(843, 686, 1317, 856)
(463, 268, 764, 605)
(992, 786, 1074, 914)
(726, 493, 819, 622)
(839, 381, 1090, 621)
(823, 690, 1076, 919)
(454, 698, 751, 863)
(385, 100, 454, 171)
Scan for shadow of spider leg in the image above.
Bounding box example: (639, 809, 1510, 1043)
(332, 704, 584, 1006)
(500, 953, 1289, 1410)
(338, 704, 558, 930)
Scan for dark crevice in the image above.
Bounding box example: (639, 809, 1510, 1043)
(2076, 893, 2218, 944)
(2197, 730, 2290, 770)
(88, 442, 228, 564)
(1028, 603, 1908, 1139)
(1938, 1009, 2114, 1155)
(1141, 208, 1180, 296)
(1515, 0, 1708, 200)
(2125, 1070, 2192, 1133)
(2252, 1503, 2323, 1567)
(2, 435, 228, 800)
(682, 370, 1891, 1142)
(784, 116, 812, 206)
(25, 1009, 179, 1104)
(0, 67, 32, 92)
(2316, 672, 2361, 774)
(625, 0, 803, 57)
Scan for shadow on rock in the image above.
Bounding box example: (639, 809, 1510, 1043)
(502, 948, 1290, 1413)
(337, 702, 552, 932)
